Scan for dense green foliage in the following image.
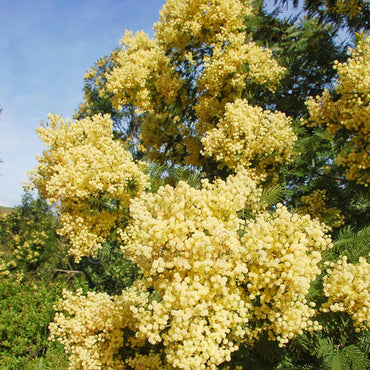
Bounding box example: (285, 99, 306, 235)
(0, 279, 69, 369)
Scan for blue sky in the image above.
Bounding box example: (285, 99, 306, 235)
(0, 0, 166, 206)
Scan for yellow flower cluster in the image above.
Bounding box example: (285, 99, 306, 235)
(307, 35, 370, 185)
(28, 113, 149, 261)
(8, 231, 45, 264)
(241, 204, 331, 345)
(123, 171, 260, 368)
(320, 0, 364, 19)
(0, 211, 50, 279)
(201, 99, 296, 176)
(196, 41, 285, 134)
(49, 285, 150, 370)
(120, 172, 330, 368)
(103, 0, 286, 168)
(105, 31, 158, 112)
(10, 230, 46, 264)
(322, 256, 370, 331)
(106, 31, 182, 113)
(155, 0, 252, 51)
(125, 351, 173, 370)
(49, 289, 126, 369)
(298, 189, 345, 228)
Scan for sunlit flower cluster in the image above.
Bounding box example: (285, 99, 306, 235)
(201, 99, 296, 176)
(298, 189, 345, 228)
(106, 30, 182, 113)
(121, 171, 259, 368)
(307, 35, 370, 185)
(49, 285, 150, 370)
(28, 113, 149, 261)
(319, 0, 364, 19)
(154, 0, 252, 51)
(103, 0, 286, 168)
(322, 256, 370, 331)
(241, 204, 331, 345)
(196, 42, 285, 134)
(125, 351, 173, 370)
(118, 173, 331, 368)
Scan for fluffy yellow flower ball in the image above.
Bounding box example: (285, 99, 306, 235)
(49, 284, 151, 370)
(120, 172, 330, 368)
(28, 113, 149, 261)
(241, 204, 331, 345)
(322, 256, 370, 331)
(307, 35, 370, 185)
(201, 99, 296, 176)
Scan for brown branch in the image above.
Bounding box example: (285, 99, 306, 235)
(54, 269, 83, 274)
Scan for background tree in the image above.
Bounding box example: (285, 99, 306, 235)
(275, 0, 370, 31)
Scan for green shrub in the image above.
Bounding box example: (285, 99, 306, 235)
(0, 279, 69, 369)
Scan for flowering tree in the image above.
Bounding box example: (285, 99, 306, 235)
(28, 0, 369, 369)
(307, 35, 370, 186)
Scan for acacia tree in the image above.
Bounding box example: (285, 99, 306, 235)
(28, 0, 369, 369)
(276, 0, 370, 31)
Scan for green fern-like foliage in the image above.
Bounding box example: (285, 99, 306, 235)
(260, 184, 287, 208)
(341, 344, 370, 370)
(272, 326, 370, 370)
(325, 225, 370, 263)
(148, 163, 169, 192)
(148, 162, 204, 192)
(171, 166, 203, 188)
(315, 338, 370, 370)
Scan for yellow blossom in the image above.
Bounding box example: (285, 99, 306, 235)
(27, 113, 149, 261)
(49, 285, 150, 370)
(298, 189, 345, 228)
(307, 35, 370, 185)
(104, 0, 286, 168)
(322, 256, 370, 331)
(201, 99, 296, 176)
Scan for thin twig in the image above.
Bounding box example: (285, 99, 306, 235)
(54, 269, 83, 274)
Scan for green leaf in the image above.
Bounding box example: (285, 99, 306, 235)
(316, 337, 335, 363)
(285, 24, 299, 34)
(342, 344, 370, 370)
(287, 31, 303, 38)
(334, 225, 370, 249)
(260, 185, 286, 208)
(331, 349, 349, 370)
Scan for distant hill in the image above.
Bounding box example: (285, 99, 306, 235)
(0, 206, 13, 214)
